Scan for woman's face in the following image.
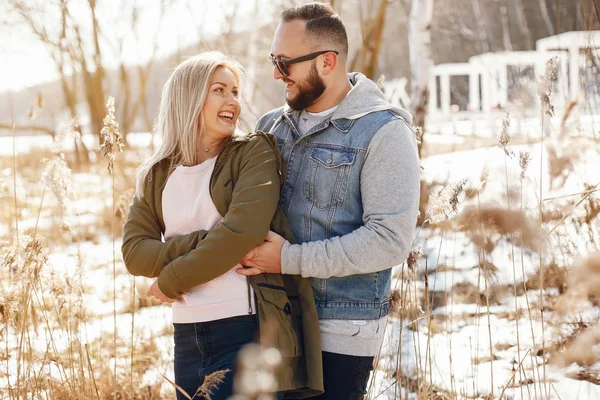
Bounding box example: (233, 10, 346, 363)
(201, 66, 241, 140)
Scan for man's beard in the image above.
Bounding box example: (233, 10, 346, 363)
(286, 61, 326, 111)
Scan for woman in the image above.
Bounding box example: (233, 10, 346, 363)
(121, 52, 323, 400)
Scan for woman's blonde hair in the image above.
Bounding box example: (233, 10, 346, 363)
(135, 52, 245, 198)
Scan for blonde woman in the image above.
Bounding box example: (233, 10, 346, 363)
(122, 52, 323, 400)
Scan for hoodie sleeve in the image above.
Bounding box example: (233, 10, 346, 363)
(281, 118, 420, 278)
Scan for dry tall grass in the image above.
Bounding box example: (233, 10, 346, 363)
(3, 55, 600, 399)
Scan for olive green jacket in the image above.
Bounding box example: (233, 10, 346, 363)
(121, 132, 323, 398)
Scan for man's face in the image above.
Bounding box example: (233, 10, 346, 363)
(271, 20, 326, 110)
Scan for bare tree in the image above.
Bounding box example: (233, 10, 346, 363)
(349, 0, 389, 79)
(539, 0, 554, 36)
(470, 0, 491, 53)
(499, 0, 513, 51)
(409, 0, 434, 158)
(7, 0, 93, 163)
(512, 0, 533, 49)
(106, 0, 170, 145)
(593, 0, 600, 27)
(8, 0, 107, 144)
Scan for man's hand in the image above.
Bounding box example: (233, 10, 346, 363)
(145, 280, 176, 304)
(237, 230, 285, 276)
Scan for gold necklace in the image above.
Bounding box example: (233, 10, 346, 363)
(202, 140, 222, 153)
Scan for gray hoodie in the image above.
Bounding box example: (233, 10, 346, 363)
(281, 72, 420, 280)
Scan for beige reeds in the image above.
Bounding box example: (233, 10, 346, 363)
(457, 206, 544, 253)
(7, 95, 19, 399)
(398, 246, 424, 394)
(537, 56, 558, 399)
(554, 253, 600, 316)
(518, 151, 531, 181)
(497, 112, 525, 398)
(28, 92, 43, 121)
(560, 100, 578, 137)
(99, 97, 124, 175)
(413, 126, 424, 147)
(558, 325, 600, 367)
(388, 288, 402, 316)
(40, 154, 73, 213)
(52, 117, 81, 155)
(538, 56, 558, 119)
(473, 190, 494, 398)
(550, 253, 600, 369)
(427, 179, 468, 224)
(498, 112, 514, 158)
(99, 96, 124, 399)
(114, 189, 135, 224)
(518, 148, 542, 399)
(195, 370, 230, 399)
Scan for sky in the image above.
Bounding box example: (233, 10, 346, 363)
(0, 0, 272, 91)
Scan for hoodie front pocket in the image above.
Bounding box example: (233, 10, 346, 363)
(304, 147, 356, 210)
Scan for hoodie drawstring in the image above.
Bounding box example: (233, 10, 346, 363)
(246, 277, 253, 314)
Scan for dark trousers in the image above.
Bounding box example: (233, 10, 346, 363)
(173, 314, 257, 400)
(309, 351, 375, 400)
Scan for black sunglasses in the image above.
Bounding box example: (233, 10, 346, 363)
(269, 50, 339, 77)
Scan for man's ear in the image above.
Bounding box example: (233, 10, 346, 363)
(321, 52, 338, 76)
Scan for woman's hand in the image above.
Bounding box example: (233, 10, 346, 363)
(145, 280, 177, 303)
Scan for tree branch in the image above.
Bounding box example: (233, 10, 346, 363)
(0, 123, 55, 137)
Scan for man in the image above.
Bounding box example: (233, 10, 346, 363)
(237, 3, 420, 399)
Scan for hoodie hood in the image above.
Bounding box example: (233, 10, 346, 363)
(284, 72, 412, 125)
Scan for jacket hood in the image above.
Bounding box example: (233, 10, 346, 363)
(284, 72, 412, 125)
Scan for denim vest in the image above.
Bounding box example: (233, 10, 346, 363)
(256, 106, 403, 320)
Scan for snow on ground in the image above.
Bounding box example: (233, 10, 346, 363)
(368, 129, 600, 398)
(2, 120, 600, 398)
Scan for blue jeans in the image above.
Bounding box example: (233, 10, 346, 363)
(173, 314, 257, 400)
(309, 352, 374, 399)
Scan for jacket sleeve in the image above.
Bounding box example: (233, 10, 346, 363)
(156, 135, 281, 298)
(121, 176, 208, 279)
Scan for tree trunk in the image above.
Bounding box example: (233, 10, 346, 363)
(90, 1, 106, 140)
(539, 0, 554, 36)
(364, 0, 388, 79)
(471, 0, 491, 53)
(349, 0, 388, 79)
(500, 0, 513, 51)
(512, 0, 533, 49)
(57, 37, 90, 164)
(244, 0, 260, 108)
(118, 63, 133, 146)
(0, 123, 54, 136)
(409, 0, 434, 158)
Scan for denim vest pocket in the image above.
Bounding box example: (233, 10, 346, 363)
(256, 284, 301, 358)
(304, 147, 356, 210)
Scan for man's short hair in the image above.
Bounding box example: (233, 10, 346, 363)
(281, 2, 348, 56)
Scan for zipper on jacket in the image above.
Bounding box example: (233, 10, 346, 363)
(246, 277, 253, 314)
(256, 282, 286, 291)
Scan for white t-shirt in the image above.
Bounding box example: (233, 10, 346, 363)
(162, 156, 255, 323)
